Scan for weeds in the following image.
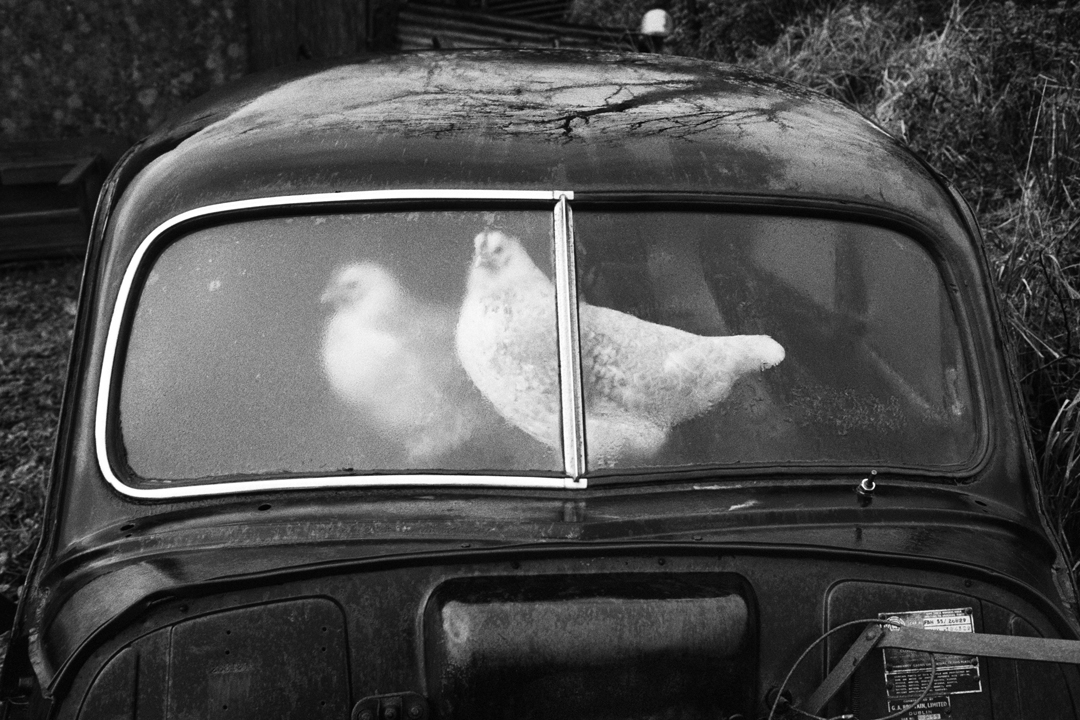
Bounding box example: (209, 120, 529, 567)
(987, 183, 1080, 545)
(1045, 391, 1080, 560)
(743, 0, 1080, 552)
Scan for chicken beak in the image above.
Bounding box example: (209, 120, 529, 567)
(473, 231, 502, 270)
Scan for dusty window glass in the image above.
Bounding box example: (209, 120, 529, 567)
(120, 210, 561, 482)
(572, 211, 975, 471)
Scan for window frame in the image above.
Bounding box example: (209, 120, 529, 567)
(97, 190, 584, 499)
(98, 190, 987, 499)
(569, 197, 987, 483)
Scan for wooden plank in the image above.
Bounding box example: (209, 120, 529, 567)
(248, 0, 299, 71)
(59, 157, 99, 188)
(298, 0, 361, 60)
(0, 216, 89, 262)
(0, 138, 121, 262)
(0, 209, 84, 226)
(251, 0, 369, 69)
(368, 0, 400, 49)
(1, 161, 76, 186)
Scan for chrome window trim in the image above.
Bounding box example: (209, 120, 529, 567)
(96, 189, 586, 499)
(553, 195, 587, 479)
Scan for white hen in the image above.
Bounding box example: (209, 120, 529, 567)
(321, 263, 483, 462)
(456, 231, 786, 466)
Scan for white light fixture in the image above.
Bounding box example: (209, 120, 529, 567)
(640, 9, 674, 37)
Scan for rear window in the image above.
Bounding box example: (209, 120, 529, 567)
(116, 205, 975, 485)
(573, 211, 973, 472)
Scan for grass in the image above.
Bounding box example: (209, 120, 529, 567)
(746, 0, 1080, 552)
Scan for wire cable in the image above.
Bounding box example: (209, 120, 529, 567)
(767, 618, 939, 720)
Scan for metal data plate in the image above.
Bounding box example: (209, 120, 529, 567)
(879, 608, 982, 698)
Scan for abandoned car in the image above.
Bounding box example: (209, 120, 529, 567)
(2, 49, 1079, 720)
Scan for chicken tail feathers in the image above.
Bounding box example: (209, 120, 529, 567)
(659, 334, 785, 417)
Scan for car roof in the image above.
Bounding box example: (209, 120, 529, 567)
(105, 49, 969, 251)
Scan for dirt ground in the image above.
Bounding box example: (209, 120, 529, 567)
(0, 258, 82, 600)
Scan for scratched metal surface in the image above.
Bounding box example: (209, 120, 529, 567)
(104, 49, 966, 256)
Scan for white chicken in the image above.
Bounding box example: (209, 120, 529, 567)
(321, 263, 484, 463)
(455, 231, 786, 467)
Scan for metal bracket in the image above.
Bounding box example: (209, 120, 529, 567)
(804, 624, 1080, 716)
(881, 625, 1080, 661)
(352, 692, 429, 720)
(804, 624, 887, 714)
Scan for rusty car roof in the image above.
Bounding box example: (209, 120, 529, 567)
(105, 49, 970, 251)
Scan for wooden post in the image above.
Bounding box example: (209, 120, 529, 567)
(248, 0, 369, 71)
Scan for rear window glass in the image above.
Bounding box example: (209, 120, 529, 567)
(120, 210, 562, 480)
(573, 211, 974, 471)
(118, 207, 975, 484)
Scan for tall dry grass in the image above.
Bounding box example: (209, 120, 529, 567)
(747, 0, 1080, 550)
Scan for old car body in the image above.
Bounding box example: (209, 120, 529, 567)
(2, 49, 1077, 719)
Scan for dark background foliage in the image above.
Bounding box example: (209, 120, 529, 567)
(1, 0, 246, 142)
